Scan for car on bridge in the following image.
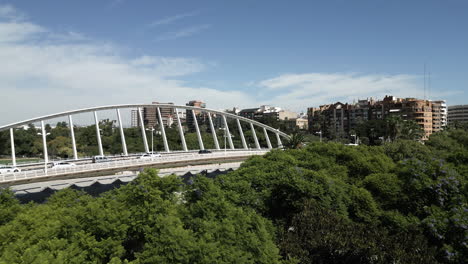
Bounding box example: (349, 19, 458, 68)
(198, 149, 212, 154)
(92, 156, 109, 163)
(51, 162, 76, 169)
(0, 166, 21, 174)
(139, 153, 162, 160)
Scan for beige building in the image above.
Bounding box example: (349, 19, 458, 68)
(279, 110, 298, 121)
(296, 118, 308, 130)
(308, 95, 447, 140)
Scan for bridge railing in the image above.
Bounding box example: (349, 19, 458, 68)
(0, 150, 268, 184)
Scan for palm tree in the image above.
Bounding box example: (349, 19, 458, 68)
(400, 120, 423, 140)
(284, 132, 306, 149)
(385, 115, 404, 141)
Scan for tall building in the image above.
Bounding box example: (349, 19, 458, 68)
(131, 110, 138, 128)
(448, 105, 468, 124)
(400, 98, 433, 138)
(186, 100, 207, 131)
(131, 102, 176, 128)
(141, 102, 176, 128)
(431, 100, 447, 132)
(142, 105, 158, 128)
(308, 95, 447, 140)
(152, 102, 176, 127)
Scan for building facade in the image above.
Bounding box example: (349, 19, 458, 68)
(133, 102, 176, 128)
(295, 118, 309, 130)
(308, 95, 447, 140)
(448, 105, 468, 124)
(131, 110, 138, 128)
(186, 100, 207, 131)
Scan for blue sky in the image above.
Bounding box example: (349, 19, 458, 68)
(0, 0, 467, 124)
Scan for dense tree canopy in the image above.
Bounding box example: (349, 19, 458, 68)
(1, 127, 467, 263)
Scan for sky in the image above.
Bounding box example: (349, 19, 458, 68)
(0, 0, 467, 125)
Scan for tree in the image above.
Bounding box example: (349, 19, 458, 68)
(284, 132, 305, 149)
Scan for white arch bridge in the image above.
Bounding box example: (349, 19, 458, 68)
(0, 104, 290, 185)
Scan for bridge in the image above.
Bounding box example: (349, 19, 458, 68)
(0, 104, 290, 185)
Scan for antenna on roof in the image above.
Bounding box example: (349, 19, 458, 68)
(428, 67, 431, 100)
(423, 63, 427, 100)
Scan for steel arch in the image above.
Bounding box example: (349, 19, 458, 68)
(0, 104, 290, 138)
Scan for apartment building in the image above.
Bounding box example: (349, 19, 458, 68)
(308, 95, 447, 140)
(431, 100, 447, 132)
(131, 110, 138, 128)
(448, 105, 468, 124)
(239, 105, 297, 121)
(186, 100, 207, 131)
(131, 102, 176, 128)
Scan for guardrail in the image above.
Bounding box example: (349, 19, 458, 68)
(1, 150, 267, 184)
(6, 149, 264, 168)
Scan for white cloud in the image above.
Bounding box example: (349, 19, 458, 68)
(0, 21, 45, 42)
(130, 56, 206, 76)
(0, 4, 431, 127)
(149, 11, 199, 27)
(0, 4, 26, 21)
(0, 6, 255, 125)
(155, 24, 211, 41)
(256, 73, 424, 112)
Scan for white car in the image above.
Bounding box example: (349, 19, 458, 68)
(51, 162, 76, 169)
(139, 153, 162, 160)
(0, 166, 21, 174)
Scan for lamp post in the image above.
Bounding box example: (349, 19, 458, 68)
(316, 130, 322, 142)
(379, 136, 385, 145)
(146, 127, 155, 159)
(37, 130, 51, 174)
(219, 127, 234, 155)
(219, 127, 227, 154)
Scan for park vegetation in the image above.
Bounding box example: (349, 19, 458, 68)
(0, 126, 467, 263)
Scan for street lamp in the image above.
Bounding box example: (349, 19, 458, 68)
(37, 131, 51, 173)
(219, 127, 234, 154)
(378, 136, 385, 145)
(146, 127, 155, 159)
(316, 130, 322, 142)
(219, 127, 227, 153)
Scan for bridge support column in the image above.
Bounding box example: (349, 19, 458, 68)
(276, 131, 283, 149)
(192, 110, 205, 150)
(208, 113, 220, 150)
(68, 115, 78, 160)
(222, 115, 234, 150)
(41, 121, 49, 173)
(116, 109, 128, 156)
(263, 127, 272, 149)
(94, 111, 104, 156)
(237, 119, 248, 150)
(9, 128, 16, 167)
(175, 109, 188, 151)
(250, 123, 261, 150)
(138, 107, 150, 153)
(157, 107, 170, 152)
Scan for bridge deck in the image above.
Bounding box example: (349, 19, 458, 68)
(0, 150, 267, 186)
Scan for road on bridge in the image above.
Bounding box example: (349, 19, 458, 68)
(0, 150, 268, 186)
